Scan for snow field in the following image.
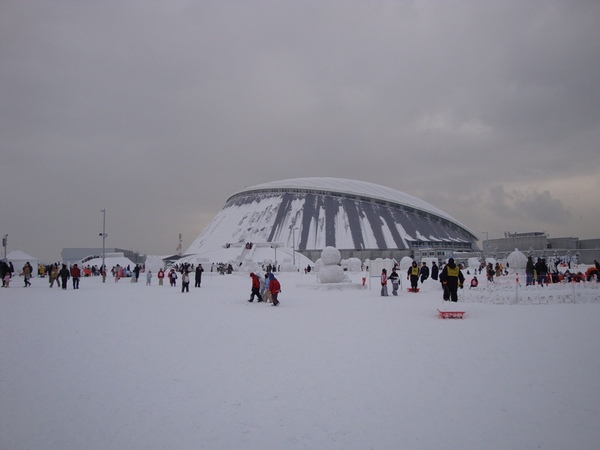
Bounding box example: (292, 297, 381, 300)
(1, 271, 599, 449)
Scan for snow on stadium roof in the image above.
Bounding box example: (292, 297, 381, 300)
(230, 177, 476, 237)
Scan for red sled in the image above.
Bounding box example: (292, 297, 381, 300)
(407, 288, 420, 293)
(437, 309, 465, 319)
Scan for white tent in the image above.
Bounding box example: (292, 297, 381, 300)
(7, 250, 39, 277)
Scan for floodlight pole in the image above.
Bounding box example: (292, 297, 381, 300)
(100, 209, 107, 282)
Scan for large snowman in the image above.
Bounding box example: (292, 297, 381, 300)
(318, 246, 348, 283)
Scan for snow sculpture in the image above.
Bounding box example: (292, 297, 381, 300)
(399, 256, 413, 272)
(345, 257, 362, 272)
(239, 257, 261, 274)
(468, 257, 481, 271)
(314, 258, 323, 272)
(318, 246, 347, 283)
(507, 248, 527, 270)
(279, 258, 297, 272)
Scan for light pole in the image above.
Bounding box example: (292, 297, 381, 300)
(100, 209, 107, 282)
(271, 243, 280, 270)
(2, 234, 7, 260)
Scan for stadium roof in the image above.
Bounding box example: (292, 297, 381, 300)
(229, 177, 475, 237)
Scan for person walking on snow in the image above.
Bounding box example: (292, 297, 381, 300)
(168, 269, 177, 287)
(70, 263, 81, 289)
(419, 262, 429, 284)
(157, 268, 165, 286)
(132, 264, 141, 283)
(439, 258, 465, 302)
(388, 268, 400, 296)
(0, 260, 10, 287)
(181, 272, 190, 293)
(59, 264, 70, 290)
(526, 256, 535, 286)
(195, 264, 204, 288)
(146, 270, 152, 285)
(407, 261, 419, 292)
(431, 261, 439, 281)
(269, 273, 281, 306)
(380, 268, 389, 296)
(535, 258, 548, 287)
(23, 262, 32, 287)
(248, 272, 263, 302)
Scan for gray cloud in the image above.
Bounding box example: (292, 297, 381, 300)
(488, 185, 570, 224)
(1, 0, 599, 261)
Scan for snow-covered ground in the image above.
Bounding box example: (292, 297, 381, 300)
(1, 270, 599, 450)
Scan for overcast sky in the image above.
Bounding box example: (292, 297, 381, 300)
(1, 0, 599, 262)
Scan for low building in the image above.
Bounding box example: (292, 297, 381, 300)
(479, 233, 599, 264)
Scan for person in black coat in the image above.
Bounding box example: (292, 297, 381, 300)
(439, 258, 465, 302)
(195, 264, 204, 288)
(59, 264, 70, 290)
(526, 256, 535, 286)
(0, 260, 10, 287)
(419, 262, 430, 284)
(535, 258, 548, 287)
(431, 261, 439, 281)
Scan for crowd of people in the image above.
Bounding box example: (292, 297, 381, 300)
(379, 256, 600, 302)
(3, 255, 598, 304)
(380, 259, 464, 301)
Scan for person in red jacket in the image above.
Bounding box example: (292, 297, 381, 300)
(70, 263, 81, 289)
(157, 268, 165, 286)
(269, 273, 281, 306)
(248, 272, 263, 302)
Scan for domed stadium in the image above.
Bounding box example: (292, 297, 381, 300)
(184, 177, 478, 264)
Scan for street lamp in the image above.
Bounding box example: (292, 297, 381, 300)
(99, 209, 107, 282)
(2, 234, 7, 260)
